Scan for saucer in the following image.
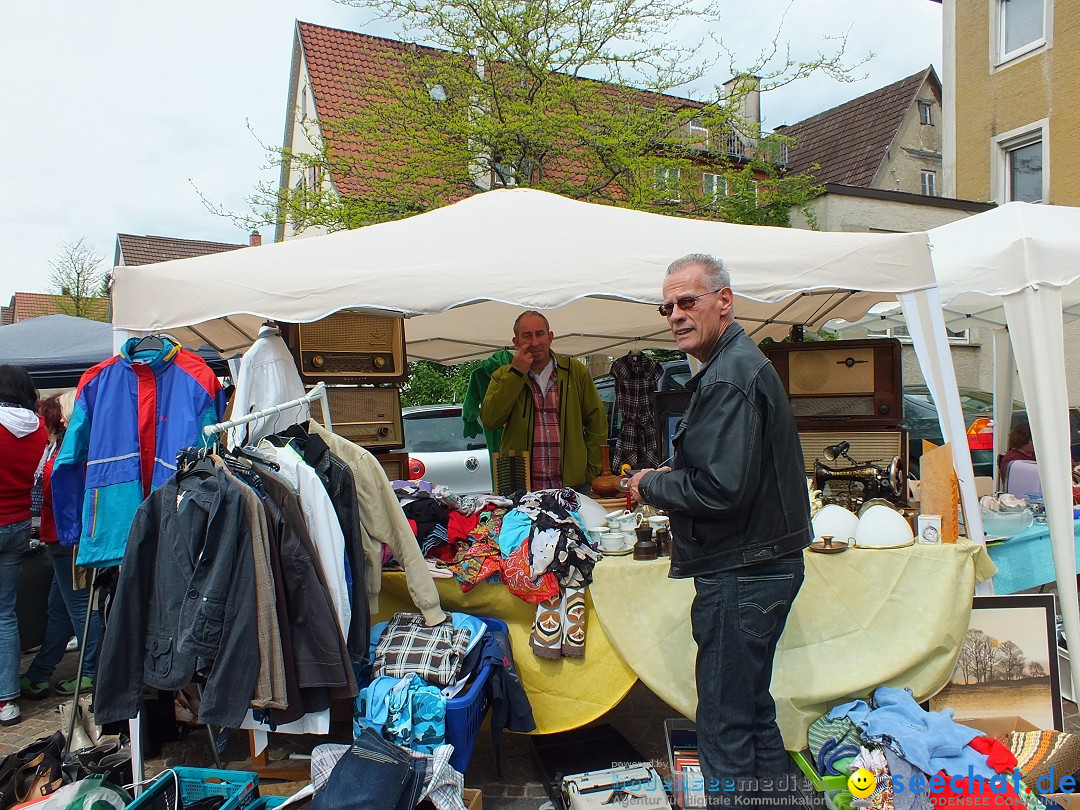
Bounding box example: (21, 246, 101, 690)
(601, 542, 635, 556)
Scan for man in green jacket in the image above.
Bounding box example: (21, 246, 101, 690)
(481, 311, 607, 491)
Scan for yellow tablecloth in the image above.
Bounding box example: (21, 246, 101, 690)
(588, 541, 995, 750)
(374, 573, 637, 734)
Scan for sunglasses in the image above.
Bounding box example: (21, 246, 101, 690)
(658, 288, 724, 317)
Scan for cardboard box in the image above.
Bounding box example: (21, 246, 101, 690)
(1044, 793, 1080, 809)
(419, 788, 481, 810)
(790, 750, 849, 792)
(956, 714, 1040, 740)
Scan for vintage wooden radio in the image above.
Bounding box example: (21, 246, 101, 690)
(374, 451, 410, 483)
(308, 385, 405, 450)
(283, 312, 408, 385)
(763, 338, 903, 430)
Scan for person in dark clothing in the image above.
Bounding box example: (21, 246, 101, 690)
(628, 254, 811, 803)
(999, 421, 1035, 483)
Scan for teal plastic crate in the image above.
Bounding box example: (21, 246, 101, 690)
(128, 767, 259, 810)
(248, 798, 288, 810)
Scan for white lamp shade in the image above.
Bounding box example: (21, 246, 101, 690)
(811, 504, 860, 543)
(854, 505, 915, 547)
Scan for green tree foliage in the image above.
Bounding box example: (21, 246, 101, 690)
(221, 0, 864, 232)
(401, 359, 481, 407)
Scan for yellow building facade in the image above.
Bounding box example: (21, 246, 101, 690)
(944, 0, 1079, 204)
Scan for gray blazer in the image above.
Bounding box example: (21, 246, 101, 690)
(95, 468, 258, 728)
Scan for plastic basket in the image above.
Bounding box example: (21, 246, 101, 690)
(247, 798, 288, 810)
(128, 767, 259, 810)
(446, 615, 507, 773)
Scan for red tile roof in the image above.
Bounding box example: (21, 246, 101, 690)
(115, 234, 246, 267)
(775, 68, 936, 187)
(9, 292, 109, 323)
(295, 22, 708, 199)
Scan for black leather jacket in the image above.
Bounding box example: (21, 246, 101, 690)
(640, 323, 811, 577)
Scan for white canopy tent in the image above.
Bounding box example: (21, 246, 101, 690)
(848, 202, 1080, 706)
(110, 185, 991, 674)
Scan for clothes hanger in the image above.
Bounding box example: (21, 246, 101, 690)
(228, 444, 281, 471)
(131, 333, 165, 353)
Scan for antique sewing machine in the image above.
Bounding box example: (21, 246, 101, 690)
(813, 441, 906, 511)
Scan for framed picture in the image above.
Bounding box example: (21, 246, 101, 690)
(930, 594, 1062, 730)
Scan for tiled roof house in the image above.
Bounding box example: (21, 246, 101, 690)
(775, 67, 944, 196)
(276, 21, 776, 241)
(114, 233, 252, 266)
(3, 292, 110, 323)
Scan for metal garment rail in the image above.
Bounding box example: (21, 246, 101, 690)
(203, 380, 332, 439)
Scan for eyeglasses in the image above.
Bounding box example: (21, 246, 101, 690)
(658, 288, 724, 317)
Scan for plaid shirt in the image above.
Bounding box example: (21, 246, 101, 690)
(529, 364, 562, 490)
(610, 352, 663, 470)
(372, 613, 471, 687)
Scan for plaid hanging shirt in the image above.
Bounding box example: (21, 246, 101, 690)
(529, 360, 562, 490)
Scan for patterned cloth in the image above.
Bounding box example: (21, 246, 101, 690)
(529, 369, 561, 490)
(530, 585, 588, 658)
(385, 673, 447, 753)
(610, 352, 663, 470)
(500, 539, 561, 604)
(1009, 730, 1080, 793)
(372, 613, 471, 687)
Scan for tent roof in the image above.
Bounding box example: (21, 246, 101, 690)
(842, 202, 1080, 334)
(930, 201, 1080, 331)
(111, 188, 937, 362)
(0, 313, 229, 388)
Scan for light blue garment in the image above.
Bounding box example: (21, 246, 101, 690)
(496, 509, 531, 556)
(830, 686, 992, 780)
(354, 675, 399, 737)
(385, 673, 446, 753)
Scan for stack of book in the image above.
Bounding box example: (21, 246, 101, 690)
(664, 719, 705, 809)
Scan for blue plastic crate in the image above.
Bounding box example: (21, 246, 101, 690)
(247, 797, 288, 810)
(446, 615, 507, 773)
(128, 767, 259, 810)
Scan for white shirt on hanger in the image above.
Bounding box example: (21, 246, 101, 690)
(268, 442, 351, 640)
(229, 332, 309, 447)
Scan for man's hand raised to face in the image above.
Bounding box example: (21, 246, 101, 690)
(511, 345, 536, 374)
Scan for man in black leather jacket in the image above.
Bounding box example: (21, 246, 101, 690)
(629, 253, 811, 803)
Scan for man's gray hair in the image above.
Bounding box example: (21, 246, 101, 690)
(666, 253, 730, 291)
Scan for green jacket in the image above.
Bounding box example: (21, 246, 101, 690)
(480, 352, 608, 489)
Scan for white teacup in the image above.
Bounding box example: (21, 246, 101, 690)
(647, 516, 670, 530)
(615, 513, 642, 533)
(599, 531, 627, 552)
(587, 526, 608, 546)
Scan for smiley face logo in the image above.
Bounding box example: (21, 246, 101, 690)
(848, 768, 876, 799)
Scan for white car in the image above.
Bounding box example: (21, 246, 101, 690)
(403, 404, 492, 494)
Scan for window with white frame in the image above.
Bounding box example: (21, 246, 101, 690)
(702, 172, 726, 201)
(920, 170, 937, 197)
(299, 85, 308, 122)
(995, 0, 1048, 65)
(918, 101, 933, 125)
(654, 167, 681, 202)
(688, 116, 710, 146)
(993, 121, 1047, 203)
(868, 324, 970, 344)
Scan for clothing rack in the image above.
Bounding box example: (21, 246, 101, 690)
(203, 381, 332, 439)
(129, 382, 333, 792)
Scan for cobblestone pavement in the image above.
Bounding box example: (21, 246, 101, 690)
(5, 645, 1079, 810)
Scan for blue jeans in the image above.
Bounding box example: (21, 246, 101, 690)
(691, 551, 804, 802)
(0, 520, 30, 701)
(26, 546, 100, 682)
(312, 726, 427, 810)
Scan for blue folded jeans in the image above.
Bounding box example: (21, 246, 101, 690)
(312, 726, 427, 810)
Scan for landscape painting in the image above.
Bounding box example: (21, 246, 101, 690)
(930, 594, 1062, 730)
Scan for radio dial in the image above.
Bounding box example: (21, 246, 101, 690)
(312, 355, 326, 369)
(374, 356, 387, 369)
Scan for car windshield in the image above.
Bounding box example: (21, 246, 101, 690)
(403, 410, 482, 453)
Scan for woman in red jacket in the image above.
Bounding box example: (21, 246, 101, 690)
(0, 365, 47, 726)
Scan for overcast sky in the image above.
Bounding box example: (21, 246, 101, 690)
(0, 0, 942, 304)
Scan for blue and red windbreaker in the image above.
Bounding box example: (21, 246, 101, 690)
(51, 336, 225, 567)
